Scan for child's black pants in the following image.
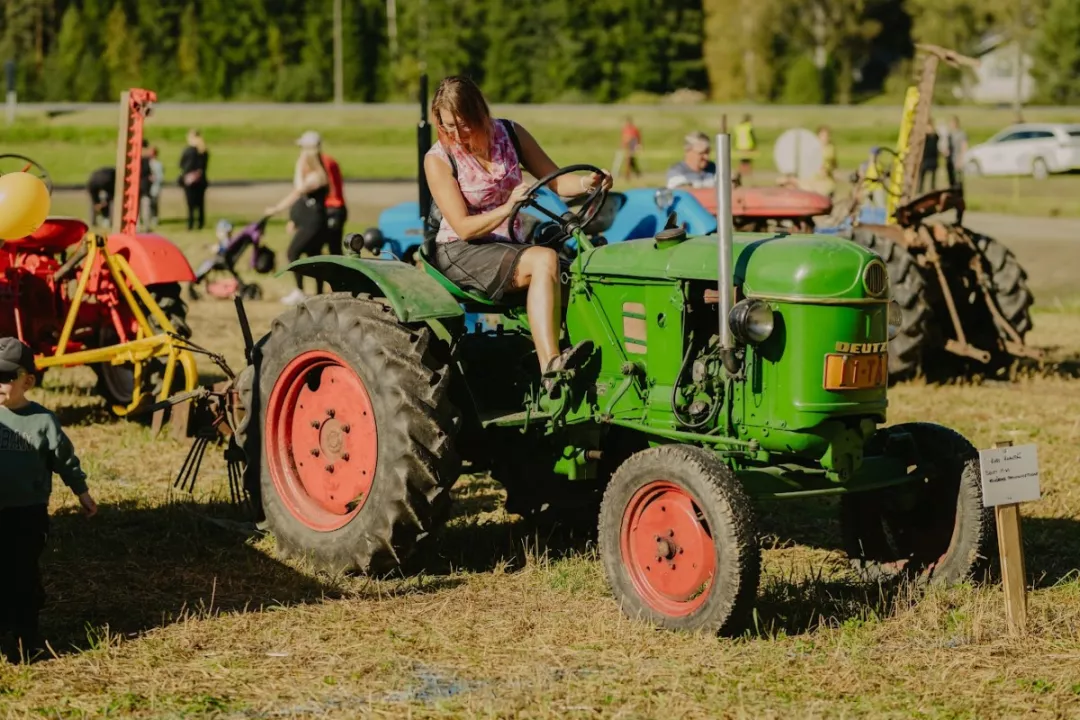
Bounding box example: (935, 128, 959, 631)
(0, 504, 49, 643)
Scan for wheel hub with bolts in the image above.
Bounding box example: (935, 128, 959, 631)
(622, 480, 716, 617)
(265, 350, 378, 532)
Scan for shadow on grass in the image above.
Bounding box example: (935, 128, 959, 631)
(750, 574, 908, 638)
(38, 499, 337, 658)
(49, 402, 116, 428)
(404, 477, 598, 577)
(1024, 516, 1080, 589)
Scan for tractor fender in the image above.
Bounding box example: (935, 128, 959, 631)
(107, 232, 197, 284)
(285, 255, 464, 322)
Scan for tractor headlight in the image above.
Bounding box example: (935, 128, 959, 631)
(729, 299, 775, 344)
(888, 299, 903, 340)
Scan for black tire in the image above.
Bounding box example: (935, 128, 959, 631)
(598, 445, 760, 635)
(257, 292, 460, 575)
(848, 228, 933, 382)
(94, 282, 192, 411)
(970, 231, 1034, 338)
(840, 422, 996, 586)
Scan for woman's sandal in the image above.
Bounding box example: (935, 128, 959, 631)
(540, 340, 595, 396)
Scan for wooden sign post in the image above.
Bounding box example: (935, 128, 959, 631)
(978, 440, 1040, 637)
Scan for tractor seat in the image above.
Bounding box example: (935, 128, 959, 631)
(3, 217, 88, 254)
(418, 252, 524, 310)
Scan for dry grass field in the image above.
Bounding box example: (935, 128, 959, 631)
(1, 184, 1080, 718)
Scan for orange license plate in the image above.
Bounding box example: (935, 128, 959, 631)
(823, 353, 887, 390)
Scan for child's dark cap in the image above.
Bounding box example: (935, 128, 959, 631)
(0, 337, 35, 376)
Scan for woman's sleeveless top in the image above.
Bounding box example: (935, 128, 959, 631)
(425, 119, 523, 245)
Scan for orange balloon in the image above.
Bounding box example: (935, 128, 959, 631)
(0, 171, 51, 241)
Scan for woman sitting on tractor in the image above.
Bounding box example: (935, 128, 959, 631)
(424, 75, 612, 381)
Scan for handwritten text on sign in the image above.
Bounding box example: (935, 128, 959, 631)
(978, 443, 1041, 507)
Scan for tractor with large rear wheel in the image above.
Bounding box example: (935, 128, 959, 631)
(191, 134, 997, 636)
(818, 44, 1038, 383)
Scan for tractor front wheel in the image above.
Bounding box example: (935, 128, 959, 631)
(257, 293, 460, 575)
(598, 445, 760, 635)
(840, 422, 996, 586)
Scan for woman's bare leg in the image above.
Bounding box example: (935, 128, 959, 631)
(509, 246, 561, 371)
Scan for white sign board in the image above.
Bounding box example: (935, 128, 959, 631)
(978, 443, 1041, 507)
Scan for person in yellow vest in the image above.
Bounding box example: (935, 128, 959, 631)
(860, 146, 886, 208)
(734, 114, 756, 178)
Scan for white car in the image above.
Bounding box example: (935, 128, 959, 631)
(963, 123, 1080, 180)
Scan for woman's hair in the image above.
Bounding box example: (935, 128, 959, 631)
(295, 149, 327, 188)
(431, 75, 491, 152)
(187, 129, 206, 153)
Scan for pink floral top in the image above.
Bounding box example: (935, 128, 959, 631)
(426, 119, 523, 245)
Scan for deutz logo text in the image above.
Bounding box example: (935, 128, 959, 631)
(835, 342, 888, 354)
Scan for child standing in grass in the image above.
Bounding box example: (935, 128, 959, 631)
(0, 337, 97, 661)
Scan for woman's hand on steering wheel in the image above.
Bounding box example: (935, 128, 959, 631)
(505, 163, 609, 246)
(580, 168, 614, 195)
(503, 182, 532, 211)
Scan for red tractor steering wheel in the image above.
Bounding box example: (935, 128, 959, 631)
(505, 164, 608, 246)
(0, 154, 54, 195)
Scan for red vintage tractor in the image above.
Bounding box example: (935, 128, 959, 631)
(689, 185, 834, 234)
(0, 90, 199, 416)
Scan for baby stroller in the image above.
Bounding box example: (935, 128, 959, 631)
(189, 216, 276, 301)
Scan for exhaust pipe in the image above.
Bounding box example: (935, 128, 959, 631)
(715, 133, 739, 374)
(417, 73, 432, 220)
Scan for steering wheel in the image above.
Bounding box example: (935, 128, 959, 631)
(506, 164, 608, 246)
(0, 154, 54, 195)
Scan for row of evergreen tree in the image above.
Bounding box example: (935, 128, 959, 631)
(1, 0, 1078, 104)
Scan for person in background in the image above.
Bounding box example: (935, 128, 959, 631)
(307, 132, 348, 257)
(666, 131, 716, 189)
(619, 116, 642, 181)
(814, 125, 838, 199)
(86, 166, 116, 227)
(0, 337, 96, 662)
(179, 129, 210, 231)
(919, 119, 940, 194)
(945, 115, 968, 189)
(859, 146, 887, 208)
(147, 146, 165, 229)
(265, 140, 330, 305)
(734, 113, 756, 178)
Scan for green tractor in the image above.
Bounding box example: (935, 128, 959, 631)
(233, 136, 995, 635)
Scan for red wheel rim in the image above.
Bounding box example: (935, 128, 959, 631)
(265, 350, 378, 532)
(620, 480, 716, 617)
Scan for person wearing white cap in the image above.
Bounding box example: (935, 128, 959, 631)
(265, 131, 330, 305)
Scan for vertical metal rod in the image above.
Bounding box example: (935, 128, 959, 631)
(716, 133, 735, 353)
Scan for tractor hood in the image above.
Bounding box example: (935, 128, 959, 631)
(580, 233, 888, 303)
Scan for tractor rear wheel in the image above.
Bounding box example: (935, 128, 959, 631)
(257, 293, 460, 575)
(94, 282, 192, 412)
(840, 422, 996, 586)
(598, 445, 760, 635)
(848, 228, 933, 382)
(970, 231, 1034, 339)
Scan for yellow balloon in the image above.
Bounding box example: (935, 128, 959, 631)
(0, 171, 51, 241)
